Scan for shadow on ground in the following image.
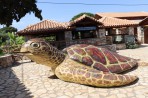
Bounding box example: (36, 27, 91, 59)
(0, 62, 33, 98)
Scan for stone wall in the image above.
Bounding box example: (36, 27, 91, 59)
(99, 44, 116, 52)
(98, 29, 106, 38)
(116, 43, 126, 50)
(66, 37, 106, 46)
(65, 31, 72, 41)
(106, 36, 113, 45)
(128, 27, 134, 35)
(0, 54, 14, 68)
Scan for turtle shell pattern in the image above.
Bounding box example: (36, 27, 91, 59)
(63, 44, 137, 73)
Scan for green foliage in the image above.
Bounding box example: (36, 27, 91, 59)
(0, 48, 4, 56)
(0, 27, 17, 33)
(0, 0, 42, 26)
(0, 32, 8, 42)
(7, 32, 25, 46)
(44, 36, 56, 41)
(0, 27, 18, 44)
(70, 12, 94, 21)
(1, 32, 25, 54)
(126, 42, 139, 49)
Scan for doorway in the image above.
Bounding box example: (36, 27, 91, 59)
(144, 28, 148, 44)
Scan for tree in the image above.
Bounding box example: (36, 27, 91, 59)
(0, 26, 18, 42)
(0, 0, 42, 26)
(70, 12, 94, 21)
(0, 27, 17, 33)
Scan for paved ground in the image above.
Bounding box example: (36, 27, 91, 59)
(118, 44, 148, 65)
(0, 45, 148, 98)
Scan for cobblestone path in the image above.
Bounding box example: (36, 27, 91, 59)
(0, 60, 147, 98)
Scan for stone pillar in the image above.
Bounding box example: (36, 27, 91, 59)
(98, 29, 107, 45)
(141, 28, 144, 44)
(116, 28, 119, 34)
(95, 30, 99, 38)
(65, 31, 72, 41)
(137, 26, 144, 44)
(65, 31, 72, 46)
(128, 27, 134, 35)
(98, 29, 106, 38)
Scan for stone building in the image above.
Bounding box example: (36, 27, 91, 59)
(95, 12, 148, 44)
(17, 12, 148, 49)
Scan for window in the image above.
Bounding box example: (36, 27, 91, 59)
(113, 35, 124, 44)
(105, 31, 109, 36)
(72, 30, 96, 39)
(44, 36, 56, 41)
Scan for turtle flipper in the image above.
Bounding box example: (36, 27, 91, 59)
(55, 59, 138, 87)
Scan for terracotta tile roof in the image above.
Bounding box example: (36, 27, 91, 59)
(96, 12, 148, 18)
(139, 17, 148, 25)
(99, 17, 138, 27)
(70, 14, 102, 26)
(61, 22, 70, 27)
(17, 20, 70, 35)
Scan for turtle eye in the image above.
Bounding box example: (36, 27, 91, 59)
(31, 42, 40, 48)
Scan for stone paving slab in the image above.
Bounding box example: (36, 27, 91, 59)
(0, 60, 147, 98)
(0, 45, 148, 98)
(118, 44, 148, 65)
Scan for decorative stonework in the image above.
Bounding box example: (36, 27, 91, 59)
(0, 54, 14, 68)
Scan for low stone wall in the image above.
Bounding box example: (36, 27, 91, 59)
(106, 36, 113, 45)
(66, 37, 106, 46)
(116, 43, 126, 50)
(0, 54, 14, 68)
(99, 44, 116, 52)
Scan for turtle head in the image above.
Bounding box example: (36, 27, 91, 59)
(20, 38, 65, 69)
(20, 38, 53, 55)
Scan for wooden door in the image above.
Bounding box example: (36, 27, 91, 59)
(144, 29, 148, 44)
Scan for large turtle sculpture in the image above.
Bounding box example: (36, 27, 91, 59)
(20, 38, 138, 87)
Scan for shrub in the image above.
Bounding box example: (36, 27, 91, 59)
(126, 42, 139, 49)
(0, 48, 4, 56)
(1, 32, 25, 54)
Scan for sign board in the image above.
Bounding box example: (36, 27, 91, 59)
(76, 27, 96, 31)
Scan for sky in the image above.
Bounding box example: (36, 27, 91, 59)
(11, 0, 148, 31)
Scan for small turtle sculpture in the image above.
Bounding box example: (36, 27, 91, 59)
(20, 38, 138, 87)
